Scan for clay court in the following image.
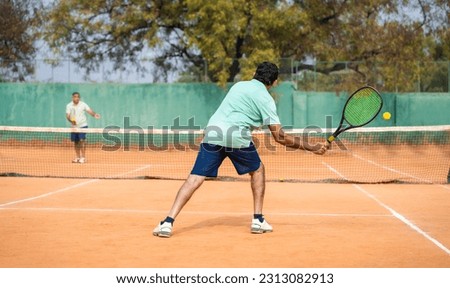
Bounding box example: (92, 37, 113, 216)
(1, 127, 449, 268)
(1, 140, 449, 267)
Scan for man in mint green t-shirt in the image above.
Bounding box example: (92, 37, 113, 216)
(153, 62, 329, 238)
(203, 76, 281, 148)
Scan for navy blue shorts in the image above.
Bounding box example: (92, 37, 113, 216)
(70, 126, 88, 142)
(191, 143, 262, 177)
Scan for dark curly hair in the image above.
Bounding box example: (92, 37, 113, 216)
(253, 62, 279, 86)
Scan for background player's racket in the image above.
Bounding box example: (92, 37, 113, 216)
(327, 86, 383, 143)
(69, 107, 77, 125)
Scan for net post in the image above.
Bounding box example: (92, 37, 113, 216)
(447, 167, 450, 184)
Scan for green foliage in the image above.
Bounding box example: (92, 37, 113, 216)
(0, 0, 42, 81)
(42, 0, 449, 89)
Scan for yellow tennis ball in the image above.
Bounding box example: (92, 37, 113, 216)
(382, 112, 391, 120)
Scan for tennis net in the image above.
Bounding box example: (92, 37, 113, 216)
(0, 125, 449, 184)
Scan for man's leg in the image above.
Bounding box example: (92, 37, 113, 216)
(79, 139, 86, 160)
(77, 129, 88, 163)
(153, 174, 205, 238)
(249, 163, 265, 215)
(153, 143, 224, 237)
(249, 163, 272, 233)
(74, 141, 81, 159)
(168, 174, 205, 218)
(71, 131, 81, 163)
(228, 144, 272, 234)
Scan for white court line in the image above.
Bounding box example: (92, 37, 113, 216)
(0, 179, 99, 208)
(439, 184, 450, 191)
(353, 184, 450, 255)
(0, 165, 152, 208)
(351, 153, 432, 183)
(324, 161, 450, 256)
(351, 153, 450, 191)
(0, 206, 391, 218)
(322, 161, 348, 181)
(112, 164, 152, 178)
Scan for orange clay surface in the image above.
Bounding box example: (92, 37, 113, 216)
(1, 143, 449, 183)
(1, 177, 449, 268)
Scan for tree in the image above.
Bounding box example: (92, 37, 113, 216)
(43, 0, 286, 83)
(288, 0, 449, 92)
(44, 0, 448, 90)
(0, 0, 42, 82)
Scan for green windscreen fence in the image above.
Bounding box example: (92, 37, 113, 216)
(1, 83, 449, 128)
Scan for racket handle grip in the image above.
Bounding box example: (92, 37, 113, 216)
(327, 135, 335, 143)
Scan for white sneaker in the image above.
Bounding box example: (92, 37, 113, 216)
(78, 158, 86, 164)
(72, 158, 80, 163)
(153, 222, 173, 238)
(251, 218, 273, 234)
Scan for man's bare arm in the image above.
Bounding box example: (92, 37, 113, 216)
(268, 124, 329, 155)
(87, 109, 101, 119)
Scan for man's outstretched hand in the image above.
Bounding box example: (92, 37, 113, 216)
(312, 142, 331, 155)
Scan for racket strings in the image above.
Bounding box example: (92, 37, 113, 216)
(344, 88, 382, 126)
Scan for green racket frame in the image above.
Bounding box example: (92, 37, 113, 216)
(327, 86, 383, 143)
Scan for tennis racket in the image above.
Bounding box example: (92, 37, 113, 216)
(327, 86, 383, 143)
(69, 107, 77, 125)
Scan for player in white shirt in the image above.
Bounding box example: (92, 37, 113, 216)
(65, 92, 101, 163)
